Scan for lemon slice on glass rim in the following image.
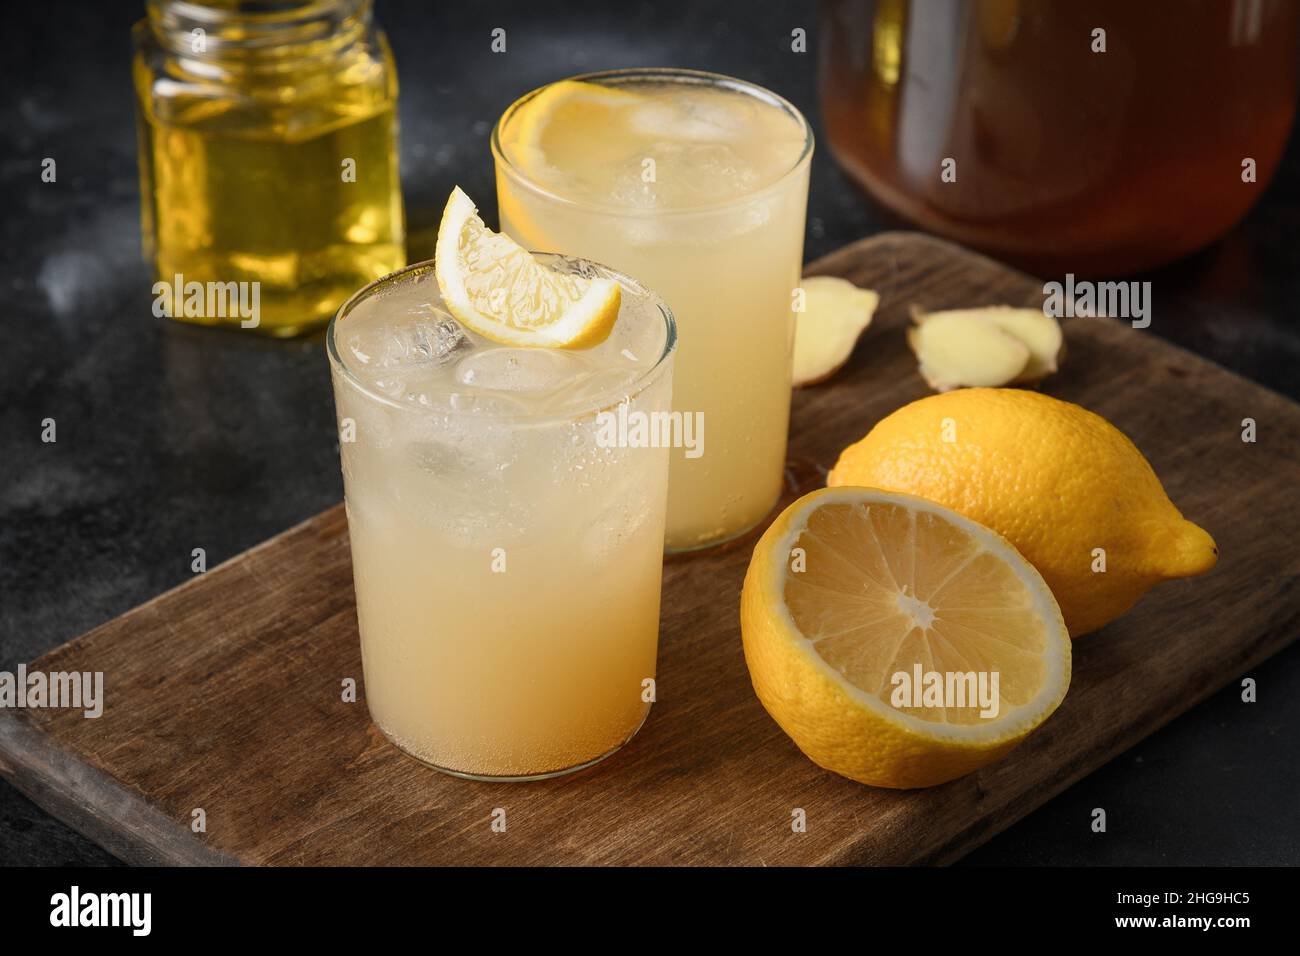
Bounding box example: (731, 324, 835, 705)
(434, 186, 621, 348)
(501, 79, 642, 173)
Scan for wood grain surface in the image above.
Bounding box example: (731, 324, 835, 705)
(2, 232, 1297, 865)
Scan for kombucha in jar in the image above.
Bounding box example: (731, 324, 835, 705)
(819, 0, 1298, 275)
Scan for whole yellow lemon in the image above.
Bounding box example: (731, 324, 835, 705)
(828, 389, 1217, 636)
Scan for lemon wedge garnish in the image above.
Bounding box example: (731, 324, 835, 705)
(434, 186, 620, 348)
(741, 486, 1071, 788)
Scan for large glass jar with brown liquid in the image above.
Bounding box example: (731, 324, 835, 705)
(134, 0, 405, 336)
(819, 0, 1298, 275)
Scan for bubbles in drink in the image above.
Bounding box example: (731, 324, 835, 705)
(455, 346, 589, 394)
(583, 484, 653, 560)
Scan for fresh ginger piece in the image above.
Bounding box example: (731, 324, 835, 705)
(792, 277, 880, 386)
(936, 306, 1064, 383)
(909, 306, 1064, 391)
(907, 311, 1030, 391)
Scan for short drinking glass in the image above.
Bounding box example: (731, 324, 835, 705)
(327, 257, 676, 780)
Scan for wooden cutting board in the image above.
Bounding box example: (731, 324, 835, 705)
(3, 232, 1297, 866)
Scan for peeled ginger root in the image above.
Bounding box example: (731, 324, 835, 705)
(908, 306, 1064, 392)
(793, 277, 880, 386)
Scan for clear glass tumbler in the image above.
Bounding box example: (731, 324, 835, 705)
(327, 257, 676, 780)
(493, 68, 813, 551)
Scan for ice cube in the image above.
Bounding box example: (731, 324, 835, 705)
(342, 308, 470, 405)
(454, 346, 589, 396)
(404, 429, 532, 545)
(606, 164, 662, 209)
(559, 369, 639, 412)
(345, 309, 468, 372)
(630, 94, 747, 143)
(675, 144, 760, 202)
(605, 141, 763, 212)
(581, 482, 652, 560)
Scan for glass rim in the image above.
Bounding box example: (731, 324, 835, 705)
(325, 255, 678, 423)
(490, 67, 815, 219)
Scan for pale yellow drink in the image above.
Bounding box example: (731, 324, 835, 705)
(327, 258, 675, 780)
(493, 70, 812, 550)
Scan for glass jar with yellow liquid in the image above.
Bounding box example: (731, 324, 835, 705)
(133, 0, 405, 336)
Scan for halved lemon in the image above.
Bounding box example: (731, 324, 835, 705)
(741, 486, 1071, 788)
(434, 186, 620, 348)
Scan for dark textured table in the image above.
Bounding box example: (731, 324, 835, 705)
(3, 0, 1297, 866)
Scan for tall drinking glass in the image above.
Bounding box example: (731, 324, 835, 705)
(493, 69, 813, 551)
(327, 257, 676, 780)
